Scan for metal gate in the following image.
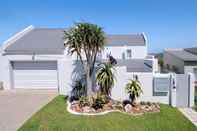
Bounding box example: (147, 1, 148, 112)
(176, 74, 190, 107)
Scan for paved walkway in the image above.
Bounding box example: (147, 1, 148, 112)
(0, 89, 58, 131)
(179, 108, 197, 126)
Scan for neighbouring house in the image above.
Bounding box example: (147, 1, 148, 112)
(0, 25, 194, 108)
(164, 48, 197, 81)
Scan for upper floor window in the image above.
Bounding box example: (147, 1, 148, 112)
(126, 49, 132, 59)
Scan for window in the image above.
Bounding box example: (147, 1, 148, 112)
(126, 49, 132, 59)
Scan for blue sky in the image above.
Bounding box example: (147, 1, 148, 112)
(0, 0, 197, 53)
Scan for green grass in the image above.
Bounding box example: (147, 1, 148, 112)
(18, 96, 197, 131)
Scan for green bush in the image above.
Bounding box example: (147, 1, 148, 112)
(125, 78, 143, 105)
(71, 80, 86, 100)
(79, 96, 90, 107)
(91, 94, 107, 110)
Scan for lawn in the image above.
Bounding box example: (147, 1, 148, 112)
(18, 96, 197, 131)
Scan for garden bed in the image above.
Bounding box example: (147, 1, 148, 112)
(68, 99, 160, 115)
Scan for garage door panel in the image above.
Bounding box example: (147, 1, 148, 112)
(13, 61, 58, 89)
(13, 61, 57, 70)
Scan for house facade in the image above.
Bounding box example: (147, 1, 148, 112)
(1, 25, 195, 108)
(0, 26, 158, 93)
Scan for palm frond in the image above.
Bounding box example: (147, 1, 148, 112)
(96, 63, 115, 96)
(125, 79, 143, 103)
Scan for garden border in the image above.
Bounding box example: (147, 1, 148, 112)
(66, 101, 152, 116)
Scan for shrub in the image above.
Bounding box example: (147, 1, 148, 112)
(71, 79, 86, 100)
(125, 77, 143, 105)
(147, 102, 152, 106)
(140, 101, 146, 105)
(79, 96, 90, 107)
(91, 94, 107, 110)
(96, 63, 115, 96)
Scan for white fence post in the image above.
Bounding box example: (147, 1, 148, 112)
(170, 73, 177, 107)
(188, 73, 195, 107)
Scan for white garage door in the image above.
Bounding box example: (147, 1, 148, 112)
(12, 61, 58, 89)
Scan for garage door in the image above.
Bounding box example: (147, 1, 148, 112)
(12, 61, 58, 89)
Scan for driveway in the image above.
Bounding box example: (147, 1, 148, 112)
(0, 89, 58, 131)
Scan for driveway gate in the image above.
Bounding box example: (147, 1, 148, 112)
(176, 74, 190, 107)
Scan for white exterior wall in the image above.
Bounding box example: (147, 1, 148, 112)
(58, 59, 74, 95)
(152, 58, 159, 73)
(102, 45, 147, 59)
(188, 73, 195, 107)
(0, 55, 13, 89)
(185, 66, 197, 79)
(111, 66, 169, 104)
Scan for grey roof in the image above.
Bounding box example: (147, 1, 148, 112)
(116, 59, 152, 72)
(166, 49, 197, 61)
(4, 28, 146, 55)
(4, 28, 65, 55)
(106, 34, 145, 46)
(185, 47, 197, 55)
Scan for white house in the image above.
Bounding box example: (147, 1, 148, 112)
(0, 25, 157, 91)
(1, 25, 194, 108)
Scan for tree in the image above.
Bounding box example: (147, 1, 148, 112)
(96, 63, 115, 96)
(64, 23, 105, 95)
(158, 58, 164, 68)
(125, 77, 143, 105)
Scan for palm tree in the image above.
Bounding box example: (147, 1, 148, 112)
(64, 23, 105, 95)
(96, 63, 115, 96)
(125, 78, 143, 105)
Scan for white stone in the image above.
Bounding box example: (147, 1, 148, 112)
(124, 104, 132, 112)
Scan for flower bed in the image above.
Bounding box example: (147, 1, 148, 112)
(68, 99, 160, 115)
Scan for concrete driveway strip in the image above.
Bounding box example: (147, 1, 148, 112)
(0, 89, 58, 131)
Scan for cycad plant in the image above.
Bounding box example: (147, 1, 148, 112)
(96, 63, 115, 96)
(125, 77, 143, 105)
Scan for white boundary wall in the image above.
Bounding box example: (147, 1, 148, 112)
(111, 66, 170, 104)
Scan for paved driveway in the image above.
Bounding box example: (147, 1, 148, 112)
(0, 89, 58, 131)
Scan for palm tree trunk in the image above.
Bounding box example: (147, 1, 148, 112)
(86, 64, 93, 95)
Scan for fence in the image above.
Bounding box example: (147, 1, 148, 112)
(111, 66, 195, 107)
(111, 66, 170, 104)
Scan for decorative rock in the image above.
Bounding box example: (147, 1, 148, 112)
(124, 104, 132, 113)
(71, 101, 79, 105)
(71, 104, 81, 112)
(82, 106, 92, 113)
(107, 101, 113, 107)
(103, 104, 112, 110)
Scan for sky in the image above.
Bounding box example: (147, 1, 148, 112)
(0, 0, 197, 53)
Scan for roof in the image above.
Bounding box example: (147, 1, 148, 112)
(106, 34, 145, 46)
(185, 47, 197, 55)
(4, 28, 65, 55)
(3, 26, 146, 55)
(116, 59, 152, 72)
(165, 49, 197, 61)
